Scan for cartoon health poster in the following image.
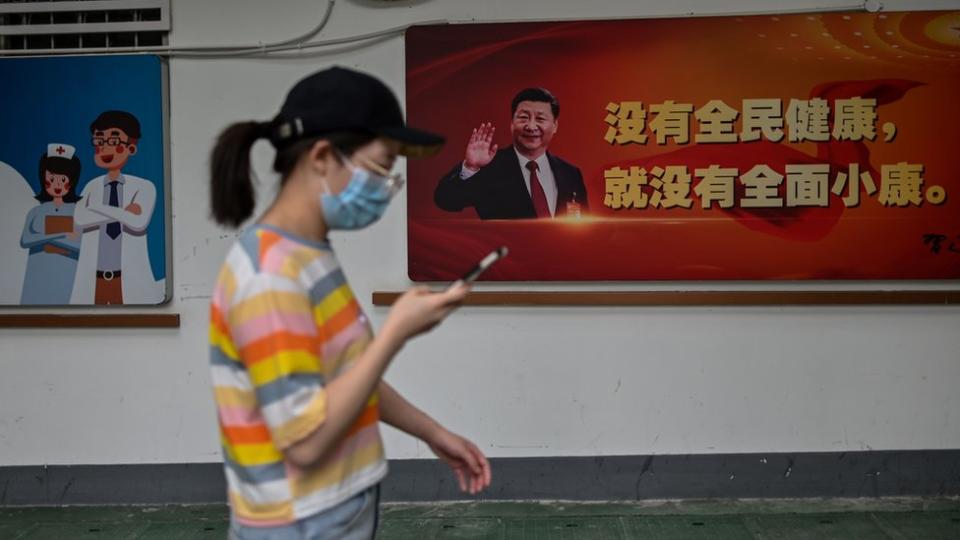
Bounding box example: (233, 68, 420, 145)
(405, 11, 960, 281)
(0, 55, 169, 305)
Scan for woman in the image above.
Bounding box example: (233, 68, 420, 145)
(20, 143, 82, 304)
(209, 66, 491, 539)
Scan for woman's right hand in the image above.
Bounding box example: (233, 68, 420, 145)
(382, 283, 470, 344)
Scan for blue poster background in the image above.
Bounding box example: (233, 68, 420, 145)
(0, 54, 167, 282)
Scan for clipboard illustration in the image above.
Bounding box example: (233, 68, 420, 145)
(45, 215, 74, 234)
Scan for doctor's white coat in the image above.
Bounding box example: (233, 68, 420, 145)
(71, 174, 165, 304)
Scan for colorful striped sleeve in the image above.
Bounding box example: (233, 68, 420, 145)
(228, 272, 327, 451)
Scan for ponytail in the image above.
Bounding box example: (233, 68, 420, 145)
(210, 120, 377, 227)
(209, 121, 267, 228)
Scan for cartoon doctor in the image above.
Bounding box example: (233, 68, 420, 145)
(72, 110, 162, 305)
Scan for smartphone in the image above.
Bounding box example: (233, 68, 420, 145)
(458, 246, 508, 284)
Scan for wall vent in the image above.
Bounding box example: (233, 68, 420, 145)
(0, 0, 170, 51)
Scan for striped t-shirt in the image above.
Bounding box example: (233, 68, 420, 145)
(209, 224, 386, 527)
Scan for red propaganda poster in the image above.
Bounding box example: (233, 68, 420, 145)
(404, 10, 960, 281)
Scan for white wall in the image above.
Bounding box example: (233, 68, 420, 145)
(1, 0, 958, 467)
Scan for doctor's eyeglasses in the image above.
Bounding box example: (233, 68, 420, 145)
(91, 135, 132, 147)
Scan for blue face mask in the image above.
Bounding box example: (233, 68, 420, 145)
(320, 154, 403, 230)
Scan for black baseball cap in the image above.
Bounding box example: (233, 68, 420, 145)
(268, 66, 444, 158)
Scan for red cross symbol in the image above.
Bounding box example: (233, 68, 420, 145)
(56, 146, 66, 155)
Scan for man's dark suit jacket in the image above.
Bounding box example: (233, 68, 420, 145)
(433, 147, 589, 220)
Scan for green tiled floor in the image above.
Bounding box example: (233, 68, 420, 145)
(1, 499, 958, 539)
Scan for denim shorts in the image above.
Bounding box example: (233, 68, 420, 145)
(228, 484, 380, 540)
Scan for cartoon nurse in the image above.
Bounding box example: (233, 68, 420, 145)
(19, 143, 82, 304)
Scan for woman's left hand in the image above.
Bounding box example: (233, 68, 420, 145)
(426, 428, 491, 495)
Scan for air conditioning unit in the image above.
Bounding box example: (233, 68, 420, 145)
(0, 0, 171, 51)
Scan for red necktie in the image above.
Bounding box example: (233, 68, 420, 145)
(526, 161, 551, 218)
